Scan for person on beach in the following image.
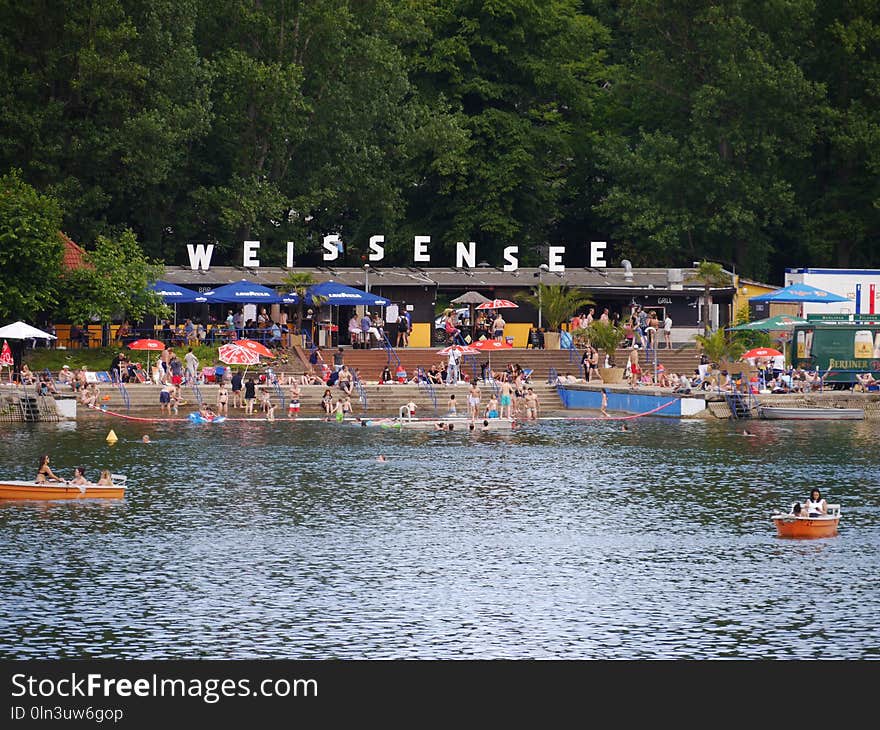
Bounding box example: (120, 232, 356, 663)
(231, 370, 243, 409)
(216, 383, 229, 416)
(447, 393, 457, 417)
(485, 395, 499, 419)
(288, 383, 301, 419)
(244, 377, 256, 414)
(321, 388, 334, 419)
(35, 455, 64, 484)
(523, 388, 539, 420)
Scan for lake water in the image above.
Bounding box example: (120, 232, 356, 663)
(1, 415, 878, 659)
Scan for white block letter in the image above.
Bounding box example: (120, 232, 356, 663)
(502, 246, 519, 272)
(187, 244, 214, 271)
(286, 241, 295, 268)
(548, 246, 565, 273)
(590, 241, 607, 268)
(243, 240, 260, 268)
(369, 235, 385, 262)
(322, 234, 341, 261)
(414, 235, 431, 264)
(456, 241, 476, 268)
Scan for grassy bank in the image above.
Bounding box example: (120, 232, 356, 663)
(23, 345, 222, 373)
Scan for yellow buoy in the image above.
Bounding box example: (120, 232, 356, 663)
(106, 429, 118, 444)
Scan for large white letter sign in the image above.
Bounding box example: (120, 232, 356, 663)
(502, 246, 519, 272)
(286, 241, 295, 268)
(456, 241, 476, 268)
(368, 235, 385, 262)
(243, 240, 260, 268)
(322, 234, 341, 261)
(548, 246, 565, 272)
(414, 235, 431, 263)
(187, 244, 214, 271)
(590, 241, 607, 268)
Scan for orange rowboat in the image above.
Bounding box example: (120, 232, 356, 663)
(771, 504, 840, 539)
(0, 475, 126, 501)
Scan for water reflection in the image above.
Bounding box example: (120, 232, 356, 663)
(0, 417, 878, 658)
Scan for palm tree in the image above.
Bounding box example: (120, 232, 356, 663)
(686, 261, 732, 335)
(692, 328, 746, 364)
(514, 284, 595, 331)
(586, 320, 627, 368)
(280, 271, 324, 347)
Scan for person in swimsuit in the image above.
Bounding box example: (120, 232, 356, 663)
(69, 467, 90, 490)
(447, 394, 457, 416)
(467, 384, 481, 421)
(288, 383, 301, 419)
(486, 396, 499, 419)
(499, 381, 513, 419)
(36, 455, 65, 484)
(216, 384, 229, 416)
(97, 470, 113, 486)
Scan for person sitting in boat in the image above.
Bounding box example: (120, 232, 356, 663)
(805, 489, 827, 517)
(70, 467, 91, 486)
(97, 470, 113, 486)
(791, 502, 803, 516)
(35, 454, 65, 484)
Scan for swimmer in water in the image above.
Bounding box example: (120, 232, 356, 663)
(142, 435, 151, 443)
(742, 429, 757, 437)
(621, 424, 629, 432)
(376, 455, 387, 462)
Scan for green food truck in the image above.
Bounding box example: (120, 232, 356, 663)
(791, 316, 880, 384)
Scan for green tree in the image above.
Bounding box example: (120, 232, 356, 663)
(514, 283, 594, 331)
(0, 170, 64, 321)
(61, 229, 168, 335)
(686, 261, 731, 335)
(586, 320, 627, 367)
(597, 1, 824, 278)
(692, 327, 745, 365)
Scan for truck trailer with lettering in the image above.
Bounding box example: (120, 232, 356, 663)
(791, 320, 880, 384)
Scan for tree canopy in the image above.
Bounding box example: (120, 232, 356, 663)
(0, 0, 877, 281)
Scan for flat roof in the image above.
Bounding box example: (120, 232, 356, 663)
(161, 266, 734, 293)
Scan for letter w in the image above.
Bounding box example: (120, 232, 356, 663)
(187, 244, 214, 271)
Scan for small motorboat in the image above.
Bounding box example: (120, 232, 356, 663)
(0, 474, 127, 501)
(771, 503, 840, 538)
(759, 406, 864, 420)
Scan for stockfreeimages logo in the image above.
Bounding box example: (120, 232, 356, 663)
(10, 672, 317, 705)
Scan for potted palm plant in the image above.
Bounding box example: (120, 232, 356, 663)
(515, 283, 594, 349)
(586, 320, 627, 383)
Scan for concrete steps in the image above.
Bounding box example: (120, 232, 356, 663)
(86, 381, 565, 418)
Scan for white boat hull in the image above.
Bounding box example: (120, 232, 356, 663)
(759, 406, 864, 420)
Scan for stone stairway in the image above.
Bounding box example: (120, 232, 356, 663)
(84, 381, 565, 418)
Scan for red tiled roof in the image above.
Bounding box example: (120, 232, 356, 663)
(60, 233, 90, 271)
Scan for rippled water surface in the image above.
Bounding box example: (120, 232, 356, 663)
(1, 415, 878, 659)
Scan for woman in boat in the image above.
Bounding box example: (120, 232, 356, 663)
(96, 470, 113, 486)
(35, 455, 65, 484)
(805, 489, 827, 517)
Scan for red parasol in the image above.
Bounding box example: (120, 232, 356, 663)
(218, 343, 261, 365)
(475, 299, 519, 310)
(232, 339, 275, 358)
(437, 344, 479, 356)
(128, 338, 165, 351)
(0, 340, 13, 367)
(127, 339, 166, 377)
(471, 339, 513, 351)
(742, 347, 782, 359)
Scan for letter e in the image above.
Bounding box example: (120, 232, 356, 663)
(243, 240, 260, 268)
(414, 236, 430, 263)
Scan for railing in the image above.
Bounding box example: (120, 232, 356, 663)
(353, 375, 368, 411)
(117, 381, 131, 413)
(462, 354, 479, 383)
(415, 367, 438, 416)
(265, 367, 286, 411)
(190, 381, 203, 407)
(381, 333, 401, 369)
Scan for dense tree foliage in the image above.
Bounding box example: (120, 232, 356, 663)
(0, 170, 64, 321)
(0, 0, 877, 281)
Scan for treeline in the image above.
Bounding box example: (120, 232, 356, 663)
(1, 0, 878, 280)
